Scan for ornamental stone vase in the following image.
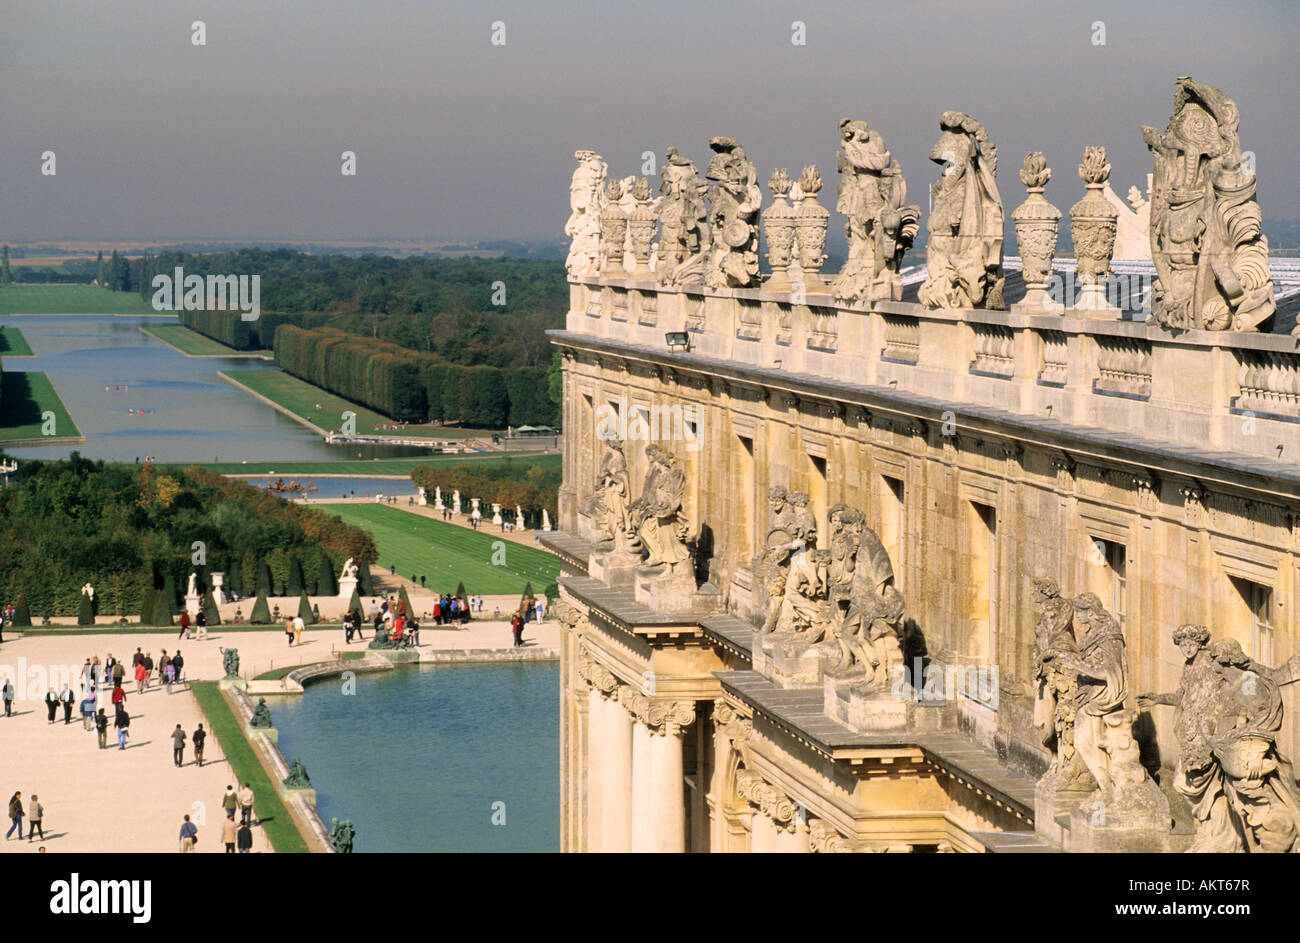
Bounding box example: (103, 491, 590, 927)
(793, 165, 830, 290)
(762, 168, 797, 291)
(600, 180, 628, 276)
(1069, 146, 1119, 314)
(1011, 152, 1063, 312)
(626, 177, 657, 279)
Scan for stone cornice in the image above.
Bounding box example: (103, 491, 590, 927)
(808, 819, 854, 853)
(735, 769, 798, 831)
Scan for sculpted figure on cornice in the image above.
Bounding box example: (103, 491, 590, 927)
(831, 509, 905, 690)
(565, 150, 607, 277)
(917, 111, 1005, 310)
(830, 119, 921, 305)
(703, 136, 762, 289)
(756, 486, 796, 635)
(1142, 78, 1277, 333)
(657, 147, 711, 286)
(582, 440, 635, 554)
(1140, 625, 1300, 852)
(1031, 577, 1093, 792)
(629, 445, 691, 573)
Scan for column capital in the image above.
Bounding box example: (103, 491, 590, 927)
(713, 699, 752, 744)
(735, 769, 798, 832)
(631, 696, 696, 736)
(577, 647, 621, 698)
(808, 818, 854, 853)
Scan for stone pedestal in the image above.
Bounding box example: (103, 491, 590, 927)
(633, 564, 720, 615)
(753, 635, 838, 688)
(185, 593, 201, 618)
(1034, 777, 1094, 847)
(588, 548, 641, 585)
(822, 676, 947, 732)
(338, 575, 359, 602)
(247, 724, 278, 743)
(491, 503, 503, 525)
(1066, 785, 1176, 853)
(212, 572, 226, 606)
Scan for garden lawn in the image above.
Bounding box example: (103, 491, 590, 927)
(162, 454, 560, 477)
(0, 371, 82, 440)
(190, 681, 312, 853)
(0, 284, 160, 314)
(318, 503, 559, 595)
(142, 322, 245, 356)
(223, 368, 494, 437)
(0, 326, 34, 356)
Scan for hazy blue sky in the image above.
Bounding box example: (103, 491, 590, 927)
(1, 0, 1295, 242)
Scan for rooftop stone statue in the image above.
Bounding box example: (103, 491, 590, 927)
(565, 150, 607, 277)
(1142, 77, 1276, 332)
(918, 111, 1005, 310)
(703, 137, 762, 288)
(658, 147, 710, 285)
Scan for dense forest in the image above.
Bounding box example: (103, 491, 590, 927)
(0, 455, 377, 619)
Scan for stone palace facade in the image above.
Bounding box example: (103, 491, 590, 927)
(544, 79, 1300, 853)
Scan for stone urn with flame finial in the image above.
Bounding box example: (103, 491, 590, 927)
(1011, 152, 1063, 311)
(793, 165, 830, 289)
(1069, 146, 1119, 314)
(763, 168, 797, 290)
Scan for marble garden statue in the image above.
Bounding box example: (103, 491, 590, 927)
(918, 111, 1005, 310)
(340, 557, 358, 580)
(629, 445, 690, 573)
(1142, 77, 1276, 332)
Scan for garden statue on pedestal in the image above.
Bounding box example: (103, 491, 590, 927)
(283, 758, 311, 788)
(219, 647, 240, 681)
(328, 817, 356, 854)
(250, 697, 273, 729)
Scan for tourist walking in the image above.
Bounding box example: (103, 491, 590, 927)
(178, 610, 190, 639)
(135, 660, 147, 694)
(511, 612, 523, 647)
(95, 708, 108, 749)
(2, 678, 14, 716)
(111, 658, 125, 688)
(293, 614, 304, 645)
(193, 724, 207, 766)
(221, 785, 238, 819)
(27, 795, 43, 842)
(132, 647, 144, 668)
(351, 608, 364, 642)
(144, 651, 154, 686)
(285, 618, 295, 647)
(171, 651, 185, 687)
(45, 690, 59, 723)
(172, 724, 187, 766)
(238, 783, 254, 826)
(6, 791, 24, 839)
(195, 607, 207, 640)
(221, 814, 237, 853)
(236, 821, 253, 853)
(115, 706, 130, 749)
(60, 685, 74, 724)
(110, 680, 126, 712)
(163, 657, 175, 694)
(178, 815, 197, 853)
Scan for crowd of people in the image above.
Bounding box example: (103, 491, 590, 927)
(177, 783, 257, 853)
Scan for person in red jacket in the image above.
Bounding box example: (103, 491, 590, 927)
(177, 610, 190, 640)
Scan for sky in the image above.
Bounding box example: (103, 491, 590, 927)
(1, 0, 1296, 242)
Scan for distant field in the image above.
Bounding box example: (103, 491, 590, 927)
(319, 503, 559, 595)
(168, 453, 561, 476)
(0, 371, 82, 441)
(0, 327, 34, 356)
(0, 284, 159, 315)
(222, 368, 494, 439)
(142, 322, 246, 356)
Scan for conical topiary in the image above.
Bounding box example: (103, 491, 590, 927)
(518, 581, 536, 616)
(358, 561, 374, 596)
(256, 559, 272, 595)
(228, 560, 243, 599)
(347, 585, 362, 617)
(11, 593, 31, 627)
(316, 555, 336, 597)
(77, 591, 95, 626)
(202, 587, 221, 626)
(287, 556, 305, 597)
(150, 590, 172, 627)
(249, 590, 271, 625)
(297, 590, 315, 625)
(138, 588, 157, 625)
(162, 570, 179, 616)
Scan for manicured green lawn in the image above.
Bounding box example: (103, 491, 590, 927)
(159, 453, 560, 477)
(318, 503, 559, 595)
(222, 368, 495, 438)
(0, 371, 82, 440)
(0, 284, 160, 314)
(0, 327, 34, 356)
(190, 681, 312, 853)
(142, 323, 244, 356)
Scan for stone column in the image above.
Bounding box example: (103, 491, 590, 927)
(631, 718, 653, 852)
(586, 686, 605, 852)
(601, 688, 633, 853)
(645, 700, 695, 853)
(775, 820, 811, 853)
(750, 810, 778, 853)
